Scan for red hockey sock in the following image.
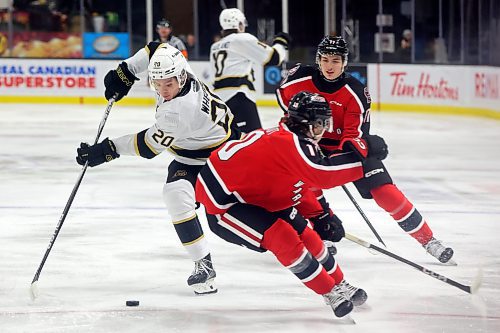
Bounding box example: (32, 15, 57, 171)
(299, 226, 324, 257)
(262, 219, 334, 294)
(299, 227, 344, 284)
(371, 184, 433, 245)
(330, 264, 344, 284)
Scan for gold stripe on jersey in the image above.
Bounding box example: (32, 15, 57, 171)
(213, 77, 255, 91)
(263, 49, 281, 67)
(183, 234, 205, 246)
(134, 129, 159, 159)
(205, 115, 234, 148)
(167, 149, 208, 162)
(262, 48, 274, 66)
(166, 116, 237, 160)
(145, 42, 168, 58)
(172, 213, 197, 225)
(171, 214, 205, 245)
(214, 74, 251, 81)
(213, 85, 254, 91)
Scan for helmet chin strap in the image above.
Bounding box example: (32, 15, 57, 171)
(308, 125, 325, 142)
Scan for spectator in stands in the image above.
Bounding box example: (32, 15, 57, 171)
(395, 29, 412, 63)
(155, 18, 188, 58)
(185, 33, 196, 59)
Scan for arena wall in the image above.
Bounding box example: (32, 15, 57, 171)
(1, 59, 498, 119)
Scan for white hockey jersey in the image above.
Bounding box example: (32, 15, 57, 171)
(112, 43, 237, 166)
(209, 32, 287, 102)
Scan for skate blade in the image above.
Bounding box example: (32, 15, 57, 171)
(191, 278, 217, 295)
(442, 259, 457, 266)
(29, 281, 39, 301)
(470, 267, 483, 294)
(332, 313, 356, 324)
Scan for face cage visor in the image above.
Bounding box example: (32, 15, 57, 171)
(310, 116, 333, 133)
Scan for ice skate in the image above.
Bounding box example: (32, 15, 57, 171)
(323, 240, 337, 256)
(423, 238, 455, 264)
(187, 254, 217, 295)
(322, 285, 353, 317)
(336, 280, 368, 306)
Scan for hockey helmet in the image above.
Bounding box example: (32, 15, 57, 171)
(148, 45, 188, 89)
(219, 8, 247, 32)
(316, 36, 349, 64)
(288, 91, 332, 134)
(156, 19, 171, 29)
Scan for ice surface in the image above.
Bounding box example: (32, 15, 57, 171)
(1, 103, 499, 332)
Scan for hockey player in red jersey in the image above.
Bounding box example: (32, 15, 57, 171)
(196, 91, 389, 317)
(276, 36, 454, 263)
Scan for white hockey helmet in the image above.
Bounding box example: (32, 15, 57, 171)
(148, 45, 188, 89)
(219, 8, 247, 32)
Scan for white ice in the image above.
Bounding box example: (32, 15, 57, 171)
(1, 103, 499, 333)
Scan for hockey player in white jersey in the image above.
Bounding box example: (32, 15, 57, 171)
(76, 42, 241, 295)
(210, 8, 290, 133)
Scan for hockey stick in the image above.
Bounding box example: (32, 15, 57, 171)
(344, 233, 482, 294)
(30, 97, 116, 300)
(342, 185, 387, 247)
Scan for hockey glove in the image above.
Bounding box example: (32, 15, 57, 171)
(277, 207, 308, 235)
(340, 137, 368, 159)
(104, 62, 139, 101)
(311, 211, 345, 242)
(340, 135, 388, 161)
(273, 32, 292, 50)
(76, 138, 120, 167)
(365, 134, 388, 160)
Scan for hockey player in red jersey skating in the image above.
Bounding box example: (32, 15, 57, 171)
(196, 91, 388, 317)
(276, 36, 454, 263)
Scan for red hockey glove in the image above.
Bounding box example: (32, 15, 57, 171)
(340, 137, 368, 159)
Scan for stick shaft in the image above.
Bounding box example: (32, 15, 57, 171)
(31, 99, 115, 285)
(345, 233, 473, 293)
(342, 185, 386, 247)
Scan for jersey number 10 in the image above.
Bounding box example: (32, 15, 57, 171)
(213, 51, 228, 78)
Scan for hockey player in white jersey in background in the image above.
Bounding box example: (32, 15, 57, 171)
(76, 42, 241, 295)
(210, 8, 290, 133)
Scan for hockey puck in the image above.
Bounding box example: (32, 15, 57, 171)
(126, 300, 139, 306)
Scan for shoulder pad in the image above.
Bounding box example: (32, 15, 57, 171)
(238, 32, 258, 42)
(156, 104, 181, 132)
(146, 41, 166, 60)
(345, 75, 369, 99)
(345, 75, 372, 104)
(283, 64, 315, 82)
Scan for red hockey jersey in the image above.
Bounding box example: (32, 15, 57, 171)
(276, 64, 372, 152)
(196, 124, 363, 217)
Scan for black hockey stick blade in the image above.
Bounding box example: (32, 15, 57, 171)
(345, 233, 482, 294)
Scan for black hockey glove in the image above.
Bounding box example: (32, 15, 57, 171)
(273, 32, 292, 50)
(311, 211, 345, 242)
(104, 62, 139, 101)
(76, 138, 120, 167)
(365, 134, 388, 160)
(277, 207, 308, 235)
